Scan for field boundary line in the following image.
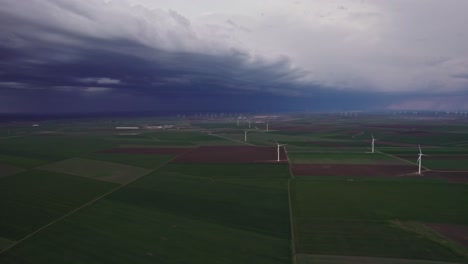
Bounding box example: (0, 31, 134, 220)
(208, 133, 257, 146)
(352, 131, 364, 138)
(376, 150, 430, 170)
(284, 148, 297, 264)
(0, 155, 180, 255)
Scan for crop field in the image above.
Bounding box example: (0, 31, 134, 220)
(292, 177, 468, 263)
(37, 157, 151, 184)
(172, 146, 288, 163)
(0, 170, 117, 244)
(1, 113, 468, 263)
(288, 152, 406, 165)
(0, 164, 291, 264)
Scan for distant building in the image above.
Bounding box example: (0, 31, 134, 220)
(115, 127, 139, 130)
(32, 124, 40, 127)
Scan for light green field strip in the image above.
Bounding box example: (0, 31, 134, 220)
(37, 158, 150, 184)
(297, 254, 460, 264)
(0, 164, 24, 178)
(0, 238, 14, 251)
(0, 154, 49, 169)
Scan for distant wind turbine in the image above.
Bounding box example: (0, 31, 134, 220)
(244, 130, 248, 142)
(266, 120, 269, 132)
(249, 120, 251, 128)
(417, 145, 427, 175)
(371, 134, 377, 153)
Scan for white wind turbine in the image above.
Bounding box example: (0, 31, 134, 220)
(417, 145, 427, 175)
(248, 120, 251, 128)
(371, 134, 377, 153)
(244, 130, 248, 142)
(266, 120, 269, 132)
(275, 141, 287, 162)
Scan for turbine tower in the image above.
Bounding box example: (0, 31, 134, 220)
(244, 130, 248, 142)
(371, 134, 376, 153)
(275, 141, 286, 162)
(417, 145, 427, 174)
(266, 120, 269, 132)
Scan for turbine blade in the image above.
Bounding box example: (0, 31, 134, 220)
(418, 144, 422, 154)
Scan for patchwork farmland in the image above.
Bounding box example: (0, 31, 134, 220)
(0, 113, 467, 263)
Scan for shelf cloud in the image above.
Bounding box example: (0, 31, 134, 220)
(1, 0, 468, 113)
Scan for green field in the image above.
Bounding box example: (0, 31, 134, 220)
(292, 177, 468, 262)
(37, 158, 151, 184)
(0, 170, 117, 241)
(0, 164, 292, 263)
(2, 114, 468, 263)
(82, 153, 174, 169)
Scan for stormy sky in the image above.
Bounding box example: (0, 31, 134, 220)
(1, 0, 468, 113)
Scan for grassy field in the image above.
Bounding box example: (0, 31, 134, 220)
(2, 114, 468, 263)
(37, 158, 151, 184)
(292, 177, 468, 262)
(81, 153, 174, 169)
(0, 163, 292, 264)
(0, 170, 117, 241)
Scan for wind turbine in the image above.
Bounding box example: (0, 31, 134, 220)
(275, 141, 287, 162)
(266, 120, 269, 132)
(237, 118, 240, 126)
(417, 145, 427, 175)
(248, 120, 251, 128)
(371, 134, 376, 153)
(244, 130, 248, 142)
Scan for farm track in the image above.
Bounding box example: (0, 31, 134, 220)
(285, 147, 297, 264)
(0, 151, 189, 255)
(208, 133, 257, 146)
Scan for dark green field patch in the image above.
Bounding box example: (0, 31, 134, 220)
(293, 178, 468, 223)
(0, 164, 291, 263)
(0, 154, 49, 169)
(0, 237, 14, 251)
(157, 163, 290, 180)
(0, 135, 117, 160)
(0, 170, 117, 240)
(37, 158, 150, 184)
(292, 177, 468, 262)
(295, 219, 462, 262)
(82, 153, 173, 169)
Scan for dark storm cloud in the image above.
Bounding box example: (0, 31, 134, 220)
(0, 4, 333, 113)
(2, 0, 466, 113)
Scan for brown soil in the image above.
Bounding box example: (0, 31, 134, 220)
(425, 223, 468, 248)
(302, 141, 365, 147)
(291, 164, 468, 182)
(0, 164, 25, 178)
(273, 126, 334, 132)
(291, 164, 416, 177)
(171, 146, 288, 163)
(98, 148, 193, 155)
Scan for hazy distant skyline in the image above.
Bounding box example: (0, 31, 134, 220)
(1, 0, 468, 113)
